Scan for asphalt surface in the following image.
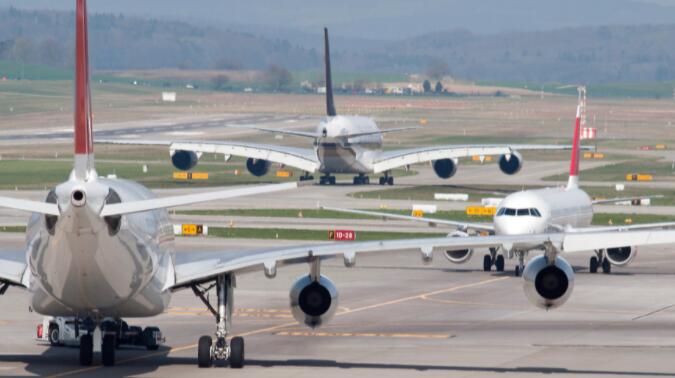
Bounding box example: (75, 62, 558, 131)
(2, 236, 675, 377)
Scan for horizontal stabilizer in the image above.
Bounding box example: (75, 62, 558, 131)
(101, 182, 299, 217)
(0, 196, 59, 216)
(347, 126, 420, 139)
(224, 124, 320, 139)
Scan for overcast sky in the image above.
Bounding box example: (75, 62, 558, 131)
(2, 0, 675, 40)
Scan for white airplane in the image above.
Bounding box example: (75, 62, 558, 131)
(97, 28, 588, 186)
(4, 1, 675, 370)
(323, 92, 675, 276)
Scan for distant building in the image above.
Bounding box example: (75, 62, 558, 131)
(161, 92, 177, 102)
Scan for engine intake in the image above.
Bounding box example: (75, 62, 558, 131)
(605, 246, 636, 266)
(498, 151, 523, 175)
(433, 158, 457, 179)
(171, 150, 199, 171)
(523, 255, 574, 310)
(443, 231, 473, 264)
(290, 275, 338, 328)
(246, 158, 271, 177)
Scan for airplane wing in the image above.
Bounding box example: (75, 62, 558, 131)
(320, 205, 494, 233)
(564, 222, 675, 233)
(171, 228, 675, 288)
(371, 144, 593, 173)
(96, 139, 320, 173)
(592, 195, 663, 205)
(0, 248, 27, 287)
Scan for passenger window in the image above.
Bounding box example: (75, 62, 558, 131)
(497, 208, 506, 216)
(517, 209, 529, 216)
(505, 208, 516, 216)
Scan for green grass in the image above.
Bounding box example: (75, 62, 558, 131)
(476, 80, 675, 99)
(544, 159, 675, 183)
(207, 227, 444, 241)
(592, 213, 675, 225)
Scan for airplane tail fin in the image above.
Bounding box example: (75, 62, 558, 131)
(72, 0, 95, 181)
(567, 87, 585, 189)
(324, 27, 336, 117)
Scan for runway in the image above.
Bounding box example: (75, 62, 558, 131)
(2, 235, 675, 377)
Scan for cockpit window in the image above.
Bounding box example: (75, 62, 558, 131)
(497, 208, 506, 216)
(504, 208, 516, 216)
(530, 208, 542, 217)
(516, 209, 529, 216)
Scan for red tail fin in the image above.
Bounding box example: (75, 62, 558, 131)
(73, 0, 94, 179)
(566, 105, 582, 189)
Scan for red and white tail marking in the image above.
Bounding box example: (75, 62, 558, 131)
(73, 0, 94, 179)
(567, 102, 583, 189)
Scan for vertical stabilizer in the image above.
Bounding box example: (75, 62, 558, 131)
(324, 27, 336, 117)
(73, 0, 95, 181)
(566, 90, 584, 189)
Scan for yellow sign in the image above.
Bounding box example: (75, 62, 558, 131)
(593, 153, 605, 159)
(419, 118, 428, 125)
(656, 144, 667, 150)
(181, 224, 204, 236)
(583, 152, 592, 159)
(191, 172, 209, 180)
(466, 206, 496, 216)
(626, 174, 653, 182)
(173, 172, 189, 180)
(411, 210, 424, 217)
(173, 172, 209, 180)
(276, 170, 293, 178)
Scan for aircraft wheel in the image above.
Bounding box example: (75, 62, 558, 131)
(589, 256, 598, 273)
(353, 177, 360, 185)
(379, 177, 385, 185)
(364, 177, 370, 185)
(329, 176, 336, 185)
(387, 176, 394, 185)
(102, 334, 116, 366)
(601, 258, 611, 274)
(514, 265, 521, 277)
(495, 255, 505, 272)
(79, 334, 93, 366)
(198, 335, 213, 368)
(482, 254, 492, 271)
(229, 336, 245, 368)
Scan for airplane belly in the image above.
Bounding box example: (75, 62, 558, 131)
(29, 212, 172, 317)
(318, 143, 369, 174)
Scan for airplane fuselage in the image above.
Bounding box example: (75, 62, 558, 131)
(314, 115, 383, 174)
(493, 187, 593, 236)
(26, 175, 174, 318)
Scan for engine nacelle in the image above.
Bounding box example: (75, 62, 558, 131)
(443, 231, 473, 264)
(246, 158, 271, 177)
(605, 246, 637, 266)
(433, 158, 457, 179)
(171, 150, 199, 171)
(498, 151, 523, 175)
(289, 275, 338, 328)
(523, 255, 574, 310)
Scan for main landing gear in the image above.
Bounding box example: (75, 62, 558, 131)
(319, 174, 336, 185)
(589, 250, 611, 274)
(514, 251, 526, 277)
(353, 174, 370, 185)
(299, 172, 314, 182)
(193, 274, 244, 368)
(482, 248, 504, 272)
(378, 172, 394, 186)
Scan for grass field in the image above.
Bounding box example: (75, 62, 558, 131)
(544, 159, 675, 183)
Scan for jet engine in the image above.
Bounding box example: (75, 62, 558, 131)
(171, 150, 199, 171)
(443, 231, 473, 264)
(246, 158, 271, 177)
(522, 255, 574, 310)
(290, 274, 338, 328)
(498, 151, 523, 175)
(433, 158, 457, 179)
(605, 246, 637, 266)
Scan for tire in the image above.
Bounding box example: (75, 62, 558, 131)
(602, 258, 611, 274)
(364, 177, 370, 185)
(387, 177, 394, 185)
(229, 337, 245, 368)
(143, 327, 161, 350)
(198, 335, 213, 368)
(590, 256, 598, 273)
(379, 177, 385, 185)
(329, 177, 336, 185)
(353, 177, 360, 185)
(79, 334, 93, 366)
(514, 265, 520, 277)
(482, 254, 492, 272)
(48, 325, 60, 346)
(495, 255, 505, 272)
(102, 334, 116, 367)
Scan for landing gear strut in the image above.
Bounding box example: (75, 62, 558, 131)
(482, 248, 504, 272)
(514, 251, 525, 277)
(319, 175, 336, 185)
(193, 274, 244, 368)
(590, 250, 611, 274)
(353, 174, 370, 185)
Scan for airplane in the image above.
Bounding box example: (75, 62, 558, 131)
(97, 28, 591, 186)
(4, 1, 675, 370)
(322, 89, 675, 276)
